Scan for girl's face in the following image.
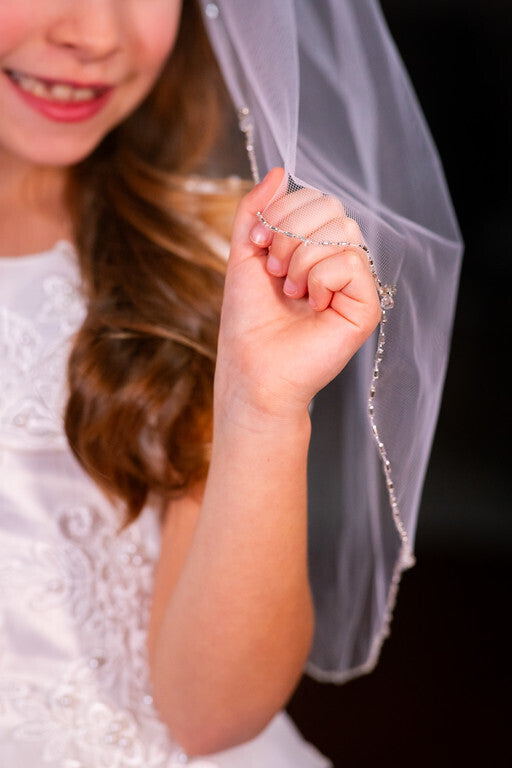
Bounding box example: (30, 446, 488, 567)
(0, 0, 183, 171)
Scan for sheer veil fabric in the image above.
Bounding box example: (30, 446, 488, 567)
(200, 0, 462, 682)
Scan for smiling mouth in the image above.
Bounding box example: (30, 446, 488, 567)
(5, 69, 109, 103)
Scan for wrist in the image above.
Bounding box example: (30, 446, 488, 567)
(213, 379, 312, 439)
(213, 357, 314, 430)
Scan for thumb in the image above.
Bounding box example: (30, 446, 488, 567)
(230, 167, 285, 262)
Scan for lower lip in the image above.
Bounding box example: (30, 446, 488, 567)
(6, 74, 113, 123)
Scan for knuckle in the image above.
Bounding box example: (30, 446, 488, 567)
(341, 217, 363, 244)
(269, 236, 294, 264)
(320, 196, 345, 221)
(308, 263, 326, 290)
(343, 249, 362, 272)
(279, 209, 306, 232)
(287, 243, 315, 277)
(292, 188, 324, 208)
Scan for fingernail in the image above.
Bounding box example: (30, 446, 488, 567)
(283, 277, 298, 296)
(308, 295, 318, 310)
(267, 255, 283, 275)
(250, 222, 272, 246)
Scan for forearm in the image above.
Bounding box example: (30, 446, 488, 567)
(150, 405, 314, 755)
(149, 167, 380, 755)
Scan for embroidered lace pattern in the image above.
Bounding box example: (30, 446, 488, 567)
(0, 243, 328, 768)
(0, 242, 85, 450)
(0, 244, 194, 767)
(0, 500, 186, 767)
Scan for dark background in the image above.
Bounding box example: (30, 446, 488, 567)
(288, 1, 511, 765)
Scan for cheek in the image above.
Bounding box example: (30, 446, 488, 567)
(133, 2, 183, 81)
(0, 3, 37, 56)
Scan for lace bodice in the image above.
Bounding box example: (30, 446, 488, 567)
(0, 242, 329, 768)
(0, 241, 84, 450)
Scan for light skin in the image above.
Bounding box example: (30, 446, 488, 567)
(149, 171, 380, 754)
(0, 0, 182, 255)
(0, 0, 381, 757)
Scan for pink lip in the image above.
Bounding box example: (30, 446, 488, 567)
(4, 70, 114, 124)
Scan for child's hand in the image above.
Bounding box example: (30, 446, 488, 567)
(215, 168, 381, 424)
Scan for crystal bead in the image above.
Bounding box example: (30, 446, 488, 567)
(172, 752, 189, 765)
(380, 293, 394, 309)
(205, 3, 219, 19)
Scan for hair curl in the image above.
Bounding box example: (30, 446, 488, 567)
(64, 0, 245, 523)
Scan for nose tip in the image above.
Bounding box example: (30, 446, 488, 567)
(48, 3, 122, 61)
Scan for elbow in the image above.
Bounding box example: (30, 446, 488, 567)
(151, 597, 314, 756)
(152, 679, 282, 756)
(152, 637, 313, 757)
(164, 710, 274, 757)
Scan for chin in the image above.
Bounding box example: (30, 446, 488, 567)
(39, 145, 105, 168)
(7, 132, 112, 170)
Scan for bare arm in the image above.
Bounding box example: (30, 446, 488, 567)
(147, 168, 381, 755)
(148, 412, 313, 755)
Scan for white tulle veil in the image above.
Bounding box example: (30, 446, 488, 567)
(199, 0, 463, 682)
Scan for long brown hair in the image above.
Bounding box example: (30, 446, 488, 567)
(64, 0, 244, 522)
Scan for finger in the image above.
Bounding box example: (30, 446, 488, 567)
(265, 194, 346, 278)
(249, 220, 274, 249)
(307, 250, 381, 334)
(283, 217, 365, 298)
(264, 186, 346, 227)
(231, 167, 285, 263)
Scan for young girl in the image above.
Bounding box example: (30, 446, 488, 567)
(0, 1, 462, 766)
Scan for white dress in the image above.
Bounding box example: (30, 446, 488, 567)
(0, 242, 330, 768)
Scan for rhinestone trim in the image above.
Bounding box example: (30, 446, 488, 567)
(238, 107, 260, 184)
(205, 3, 219, 20)
(255, 210, 407, 550)
(239, 108, 408, 552)
(255, 211, 397, 312)
(368, 320, 410, 551)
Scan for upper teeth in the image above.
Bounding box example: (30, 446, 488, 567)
(9, 70, 99, 102)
